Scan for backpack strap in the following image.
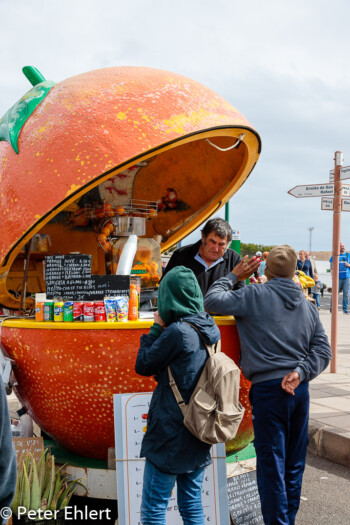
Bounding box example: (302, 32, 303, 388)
(168, 366, 187, 417)
(168, 321, 221, 416)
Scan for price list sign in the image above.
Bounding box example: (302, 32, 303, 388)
(45, 254, 129, 300)
(114, 393, 229, 525)
(45, 254, 91, 298)
(227, 470, 264, 525)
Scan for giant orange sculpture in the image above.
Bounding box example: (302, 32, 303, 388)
(0, 66, 261, 459)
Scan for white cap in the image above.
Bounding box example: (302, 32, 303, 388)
(256, 251, 262, 257)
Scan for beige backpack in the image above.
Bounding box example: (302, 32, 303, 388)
(168, 323, 245, 445)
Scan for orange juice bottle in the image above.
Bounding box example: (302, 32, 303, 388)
(128, 284, 138, 321)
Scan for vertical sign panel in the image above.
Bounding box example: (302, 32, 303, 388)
(114, 393, 229, 525)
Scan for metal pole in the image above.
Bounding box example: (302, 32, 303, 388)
(308, 226, 314, 253)
(330, 151, 343, 373)
(225, 202, 230, 223)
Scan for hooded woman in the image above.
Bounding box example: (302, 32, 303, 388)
(135, 266, 220, 525)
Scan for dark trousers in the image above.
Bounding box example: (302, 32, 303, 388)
(250, 378, 309, 525)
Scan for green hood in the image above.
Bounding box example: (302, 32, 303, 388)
(158, 266, 204, 324)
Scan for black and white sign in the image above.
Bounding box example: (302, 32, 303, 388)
(227, 470, 264, 525)
(45, 254, 130, 300)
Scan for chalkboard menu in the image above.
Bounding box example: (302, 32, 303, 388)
(45, 255, 130, 301)
(227, 470, 264, 525)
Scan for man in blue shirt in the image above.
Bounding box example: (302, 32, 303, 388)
(329, 242, 350, 314)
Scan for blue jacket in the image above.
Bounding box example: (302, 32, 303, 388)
(135, 312, 220, 474)
(204, 274, 331, 385)
(297, 259, 314, 279)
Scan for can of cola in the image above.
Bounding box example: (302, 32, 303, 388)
(94, 301, 106, 322)
(83, 302, 95, 322)
(73, 302, 84, 322)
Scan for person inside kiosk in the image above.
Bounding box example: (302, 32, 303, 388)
(161, 218, 244, 296)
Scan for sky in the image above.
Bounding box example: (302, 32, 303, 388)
(1, 0, 350, 251)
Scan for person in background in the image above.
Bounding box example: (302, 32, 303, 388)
(297, 250, 314, 279)
(204, 245, 331, 525)
(0, 378, 17, 523)
(329, 242, 350, 314)
(135, 266, 221, 525)
(161, 217, 244, 296)
(311, 273, 323, 311)
(305, 251, 317, 275)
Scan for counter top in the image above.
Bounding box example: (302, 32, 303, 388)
(1, 316, 235, 329)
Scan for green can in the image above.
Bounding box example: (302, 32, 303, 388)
(63, 301, 74, 322)
(44, 301, 54, 321)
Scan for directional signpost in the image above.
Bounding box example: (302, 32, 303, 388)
(288, 151, 347, 373)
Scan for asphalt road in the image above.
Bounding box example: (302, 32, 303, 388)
(296, 452, 350, 524)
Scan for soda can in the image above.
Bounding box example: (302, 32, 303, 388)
(35, 302, 45, 322)
(73, 302, 84, 322)
(94, 301, 106, 322)
(54, 301, 64, 322)
(44, 301, 54, 321)
(83, 301, 95, 322)
(63, 301, 74, 322)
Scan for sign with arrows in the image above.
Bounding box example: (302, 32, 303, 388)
(329, 165, 350, 182)
(288, 183, 350, 198)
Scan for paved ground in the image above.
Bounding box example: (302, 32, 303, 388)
(296, 452, 350, 524)
(308, 291, 350, 467)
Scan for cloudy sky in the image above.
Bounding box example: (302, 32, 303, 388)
(1, 0, 350, 251)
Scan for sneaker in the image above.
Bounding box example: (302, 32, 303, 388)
(344, 311, 349, 314)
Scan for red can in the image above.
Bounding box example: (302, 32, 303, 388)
(83, 301, 95, 322)
(73, 302, 84, 322)
(94, 301, 106, 322)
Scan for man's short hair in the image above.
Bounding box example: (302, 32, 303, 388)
(201, 218, 232, 243)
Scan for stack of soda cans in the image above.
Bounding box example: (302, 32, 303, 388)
(35, 299, 107, 322)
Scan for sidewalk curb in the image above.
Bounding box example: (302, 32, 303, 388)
(308, 420, 350, 468)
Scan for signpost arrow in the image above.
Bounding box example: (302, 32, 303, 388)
(288, 183, 350, 198)
(288, 183, 335, 198)
(329, 165, 350, 182)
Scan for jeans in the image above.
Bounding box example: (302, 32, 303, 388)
(330, 277, 350, 313)
(140, 459, 205, 525)
(312, 293, 320, 308)
(339, 278, 350, 312)
(250, 379, 309, 525)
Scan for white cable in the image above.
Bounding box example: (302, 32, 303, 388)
(205, 133, 245, 152)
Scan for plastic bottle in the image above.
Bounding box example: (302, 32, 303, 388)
(128, 284, 139, 321)
(116, 235, 138, 275)
(20, 413, 33, 437)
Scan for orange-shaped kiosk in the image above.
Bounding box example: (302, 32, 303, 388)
(0, 66, 261, 459)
